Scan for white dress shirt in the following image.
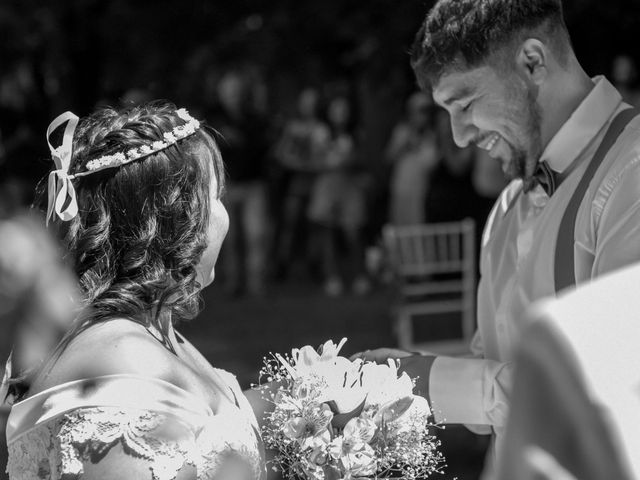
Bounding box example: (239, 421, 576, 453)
(427, 77, 640, 467)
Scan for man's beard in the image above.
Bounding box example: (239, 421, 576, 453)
(504, 88, 543, 191)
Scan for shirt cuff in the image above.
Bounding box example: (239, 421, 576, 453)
(429, 356, 492, 425)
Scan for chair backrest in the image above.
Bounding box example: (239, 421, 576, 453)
(383, 219, 477, 351)
(383, 219, 476, 279)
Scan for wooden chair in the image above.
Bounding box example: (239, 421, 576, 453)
(383, 219, 476, 355)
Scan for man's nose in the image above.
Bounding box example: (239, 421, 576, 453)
(450, 115, 477, 148)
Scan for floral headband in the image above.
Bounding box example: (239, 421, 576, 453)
(46, 108, 201, 226)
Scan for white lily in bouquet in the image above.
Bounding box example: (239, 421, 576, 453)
(255, 338, 446, 480)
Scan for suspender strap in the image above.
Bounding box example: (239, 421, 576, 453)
(554, 107, 639, 293)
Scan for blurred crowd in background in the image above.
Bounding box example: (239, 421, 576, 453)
(2, 0, 640, 299)
(0, 63, 508, 298)
(206, 75, 507, 298)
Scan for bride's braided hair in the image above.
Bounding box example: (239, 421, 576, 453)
(38, 101, 224, 349)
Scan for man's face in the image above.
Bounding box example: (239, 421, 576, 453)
(432, 64, 543, 183)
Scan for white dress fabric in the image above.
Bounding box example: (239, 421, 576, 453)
(496, 262, 640, 479)
(5, 373, 266, 480)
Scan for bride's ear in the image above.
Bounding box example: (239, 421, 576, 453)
(195, 263, 214, 288)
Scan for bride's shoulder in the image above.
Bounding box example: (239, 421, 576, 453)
(30, 319, 182, 396)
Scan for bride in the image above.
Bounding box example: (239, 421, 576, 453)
(4, 102, 267, 480)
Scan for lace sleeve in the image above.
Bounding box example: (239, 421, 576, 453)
(8, 407, 201, 480)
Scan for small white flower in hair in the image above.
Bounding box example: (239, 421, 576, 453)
(86, 159, 98, 170)
(74, 108, 201, 175)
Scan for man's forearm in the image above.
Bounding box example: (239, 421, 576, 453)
(400, 355, 514, 427)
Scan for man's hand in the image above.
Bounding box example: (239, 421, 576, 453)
(351, 348, 437, 402)
(350, 348, 414, 363)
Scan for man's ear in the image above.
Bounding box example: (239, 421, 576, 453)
(516, 38, 548, 85)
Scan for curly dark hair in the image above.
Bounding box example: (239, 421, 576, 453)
(36, 101, 225, 352)
(411, 0, 571, 88)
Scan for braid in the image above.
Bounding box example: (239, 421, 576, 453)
(36, 101, 223, 349)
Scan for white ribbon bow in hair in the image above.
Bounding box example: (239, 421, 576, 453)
(46, 112, 79, 226)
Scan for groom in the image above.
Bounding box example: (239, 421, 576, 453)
(363, 0, 640, 476)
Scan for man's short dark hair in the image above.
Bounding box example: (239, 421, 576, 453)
(411, 0, 571, 88)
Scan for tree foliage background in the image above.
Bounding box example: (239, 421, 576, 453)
(1, 0, 640, 185)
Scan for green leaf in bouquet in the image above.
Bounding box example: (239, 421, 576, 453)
(327, 397, 367, 429)
(373, 396, 414, 425)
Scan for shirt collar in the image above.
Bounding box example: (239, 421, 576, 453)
(540, 76, 623, 174)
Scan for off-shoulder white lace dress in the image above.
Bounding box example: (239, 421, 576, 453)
(4, 373, 266, 480)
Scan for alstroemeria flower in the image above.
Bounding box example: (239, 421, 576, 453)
(307, 444, 330, 467)
(301, 428, 332, 451)
(328, 417, 376, 463)
(284, 402, 333, 445)
(292, 375, 326, 402)
(300, 458, 326, 480)
(340, 443, 377, 478)
(284, 417, 310, 440)
(343, 417, 376, 446)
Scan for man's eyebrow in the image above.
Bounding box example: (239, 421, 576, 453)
(439, 85, 474, 106)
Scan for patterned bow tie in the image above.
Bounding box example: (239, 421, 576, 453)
(533, 161, 559, 196)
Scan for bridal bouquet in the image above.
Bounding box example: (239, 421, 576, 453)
(255, 338, 445, 480)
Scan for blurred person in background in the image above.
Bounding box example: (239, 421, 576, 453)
(0, 63, 55, 216)
(0, 62, 49, 206)
(611, 54, 640, 107)
(0, 63, 38, 168)
(0, 213, 78, 478)
(425, 107, 478, 223)
(120, 87, 153, 108)
(385, 91, 440, 225)
(427, 109, 506, 259)
(0, 214, 78, 392)
(0, 178, 33, 220)
(4, 102, 267, 480)
(273, 87, 330, 279)
(210, 69, 271, 297)
(307, 95, 370, 297)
